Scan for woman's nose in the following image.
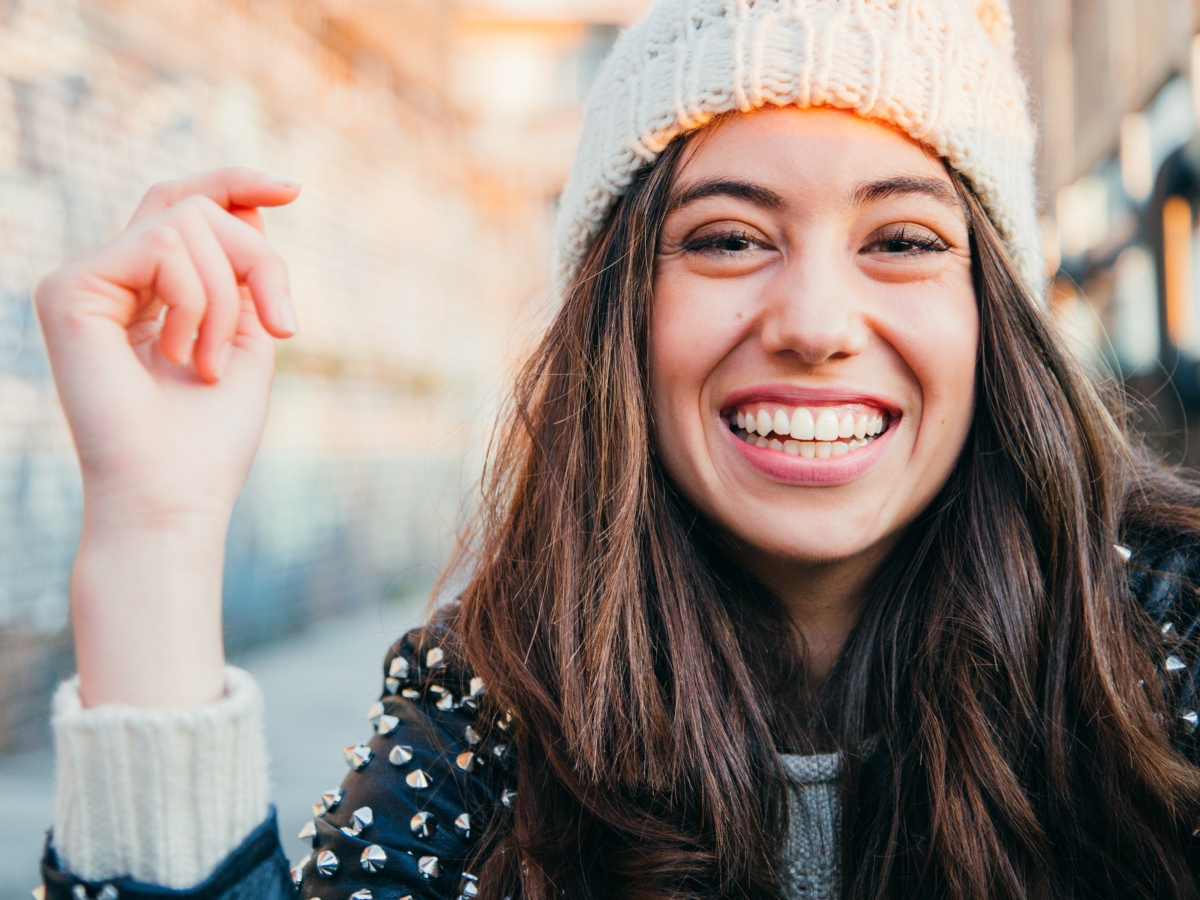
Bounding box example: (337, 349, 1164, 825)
(757, 249, 870, 366)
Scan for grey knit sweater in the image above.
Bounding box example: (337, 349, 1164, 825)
(780, 753, 842, 900)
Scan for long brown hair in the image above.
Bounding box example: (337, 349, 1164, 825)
(450, 128, 1200, 899)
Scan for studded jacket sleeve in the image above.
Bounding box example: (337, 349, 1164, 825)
(289, 624, 515, 899)
(40, 625, 515, 900)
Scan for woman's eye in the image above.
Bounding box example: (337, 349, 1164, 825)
(683, 230, 765, 255)
(865, 225, 949, 256)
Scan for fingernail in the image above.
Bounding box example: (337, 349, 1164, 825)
(217, 343, 233, 378)
(273, 175, 301, 189)
(280, 295, 299, 335)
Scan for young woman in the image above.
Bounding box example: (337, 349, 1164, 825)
(32, 0, 1200, 898)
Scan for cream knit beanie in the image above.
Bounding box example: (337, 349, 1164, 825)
(553, 0, 1043, 299)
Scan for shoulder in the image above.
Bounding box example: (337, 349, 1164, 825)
(292, 620, 515, 899)
(1124, 527, 1200, 762)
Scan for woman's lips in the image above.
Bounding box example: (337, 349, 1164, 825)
(720, 398, 898, 486)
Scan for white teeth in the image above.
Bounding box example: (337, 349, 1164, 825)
(745, 414, 756, 434)
(737, 411, 746, 430)
(799, 442, 816, 458)
(831, 441, 849, 456)
(838, 413, 855, 439)
(755, 435, 768, 448)
(815, 441, 832, 458)
(790, 407, 815, 440)
(756, 409, 772, 436)
(854, 414, 868, 440)
(768, 438, 784, 451)
(783, 440, 801, 456)
(773, 409, 790, 437)
(814, 409, 840, 442)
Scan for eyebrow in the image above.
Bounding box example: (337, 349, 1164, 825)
(850, 176, 964, 212)
(668, 174, 964, 215)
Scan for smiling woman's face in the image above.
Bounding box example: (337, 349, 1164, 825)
(651, 107, 978, 575)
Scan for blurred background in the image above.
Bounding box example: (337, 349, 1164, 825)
(1, 0, 1200, 893)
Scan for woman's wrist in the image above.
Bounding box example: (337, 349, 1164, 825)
(71, 518, 229, 709)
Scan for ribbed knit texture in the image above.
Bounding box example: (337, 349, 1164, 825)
(554, 0, 1042, 299)
(779, 752, 842, 900)
(51, 666, 270, 889)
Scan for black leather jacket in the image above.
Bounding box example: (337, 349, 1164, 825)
(40, 533, 1200, 900)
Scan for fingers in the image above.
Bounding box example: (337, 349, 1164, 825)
(130, 167, 300, 226)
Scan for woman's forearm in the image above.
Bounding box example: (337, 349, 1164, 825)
(71, 512, 228, 709)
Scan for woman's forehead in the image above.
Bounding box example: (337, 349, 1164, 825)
(674, 107, 952, 195)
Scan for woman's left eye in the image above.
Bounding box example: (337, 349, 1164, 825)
(682, 229, 766, 255)
(864, 225, 949, 256)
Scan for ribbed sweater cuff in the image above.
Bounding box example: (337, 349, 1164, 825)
(51, 666, 270, 889)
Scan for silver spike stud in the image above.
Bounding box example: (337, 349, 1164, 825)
(501, 788, 517, 809)
(377, 714, 400, 736)
(492, 743, 510, 762)
(31, 889, 46, 900)
(366, 701, 385, 724)
(385, 677, 401, 694)
(345, 744, 374, 770)
(321, 788, 344, 810)
(454, 812, 472, 839)
(73, 888, 87, 900)
(389, 744, 414, 766)
(1114, 544, 1133, 562)
(402, 688, 421, 700)
(406, 768, 432, 789)
(1163, 622, 1176, 638)
(455, 750, 476, 772)
(352, 806, 374, 831)
(464, 725, 482, 745)
(360, 844, 387, 873)
(468, 676, 485, 699)
(418, 855, 441, 878)
(426, 646, 445, 668)
(350, 891, 374, 900)
(1183, 710, 1200, 735)
(436, 692, 457, 712)
(298, 820, 318, 843)
(315, 849, 339, 877)
(389, 655, 411, 682)
(496, 714, 511, 732)
(411, 810, 438, 838)
(312, 802, 327, 818)
(97, 887, 118, 900)
(460, 873, 480, 898)
(1166, 655, 1188, 674)
(291, 852, 312, 885)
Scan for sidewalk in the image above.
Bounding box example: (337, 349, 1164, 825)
(0, 596, 428, 898)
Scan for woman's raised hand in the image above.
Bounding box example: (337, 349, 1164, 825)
(35, 168, 301, 709)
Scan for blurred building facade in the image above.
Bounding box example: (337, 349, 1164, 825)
(0, 0, 651, 749)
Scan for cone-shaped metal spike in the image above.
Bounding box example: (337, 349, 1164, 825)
(366, 701, 385, 724)
(461, 872, 480, 898)
(31, 888, 46, 900)
(360, 844, 387, 873)
(345, 744, 374, 770)
(1114, 544, 1133, 562)
(312, 802, 327, 818)
(418, 855, 441, 878)
(1166, 655, 1188, 674)
(298, 820, 318, 842)
(406, 768, 432, 789)
(389, 744, 414, 766)
(384, 677, 400, 694)
(454, 812, 472, 839)
(389, 655, 411, 681)
(468, 676, 485, 699)
(436, 693, 456, 712)
(401, 688, 421, 700)
(1183, 710, 1199, 735)
(315, 849, 339, 877)
(349, 891, 374, 900)
(351, 806, 374, 831)
(464, 725, 482, 745)
(291, 853, 311, 886)
(455, 751, 476, 772)
(321, 788, 344, 810)
(377, 714, 400, 736)
(97, 887, 119, 900)
(426, 646, 445, 668)
(501, 788, 517, 809)
(411, 810, 438, 838)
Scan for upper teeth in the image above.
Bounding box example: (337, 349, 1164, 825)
(733, 405, 887, 441)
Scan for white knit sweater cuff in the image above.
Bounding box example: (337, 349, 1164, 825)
(51, 666, 270, 889)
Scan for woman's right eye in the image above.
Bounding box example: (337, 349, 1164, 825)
(682, 229, 766, 255)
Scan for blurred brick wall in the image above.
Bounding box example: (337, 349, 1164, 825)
(0, 0, 553, 749)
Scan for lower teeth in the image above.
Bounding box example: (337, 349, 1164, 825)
(735, 429, 878, 457)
